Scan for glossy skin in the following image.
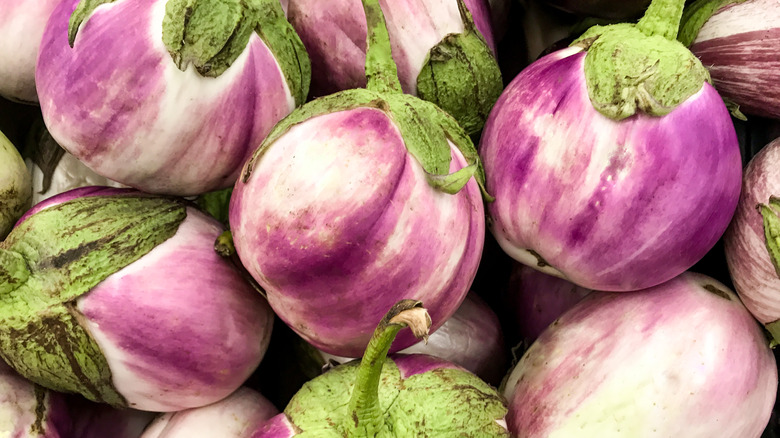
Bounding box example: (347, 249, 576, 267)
(689, 0, 780, 120)
(479, 47, 742, 291)
(230, 107, 485, 357)
(36, 0, 295, 196)
(503, 272, 777, 438)
(0, 0, 60, 102)
(286, 0, 495, 97)
(18, 187, 275, 412)
(724, 138, 780, 324)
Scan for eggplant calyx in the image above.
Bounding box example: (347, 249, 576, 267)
(571, 0, 710, 120)
(162, 0, 258, 78)
(416, 0, 502, 135)
(68, 0, 118, 47)
(758, 196, 780, 279)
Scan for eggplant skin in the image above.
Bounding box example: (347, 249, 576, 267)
(689, 0, 780, 120)
(504, 272, 778, 438)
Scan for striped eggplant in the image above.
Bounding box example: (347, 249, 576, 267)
(0, 0, 60, 102)
(680, 0, 780, 120)
(0, 128, 31, 239)
(285, 0, 502, 134)
(35, 0, 310, 196)
(0, 361, 72, 437)
(140, 387, 278, 438)
(503, 272, 777, 437)
(506, 263, 591, 345)
(0, 187, 274, 412)
(479, 0, 742, 291)
(254, 300, 509, 437)
(724, 137, 780, 343)
(229, 0, 488, 357)
(313, 293, 507, 385)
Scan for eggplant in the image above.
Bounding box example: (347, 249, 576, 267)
(229, 0, 488, 357)
(35, 0, 310, 196)
(503, 272, 777, 437)
(0, 187, 274, 411)
(479, 0, 742, 291)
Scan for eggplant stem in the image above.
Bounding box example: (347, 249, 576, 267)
(360, 0, 403, 94)
(636, 0, 686, 40)
(345, 300, 431, 437)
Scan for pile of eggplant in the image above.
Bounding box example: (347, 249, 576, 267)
(1, 0, 780, 435)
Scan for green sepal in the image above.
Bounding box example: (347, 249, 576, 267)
(162, 0, 256, 77)
(416, 0, 502, 135)
(254, 0, 311, 106)
(426, 163, 478, 194)
(678, 0, 747, 47)
(571, 0, 711, 120)
(196, 186, 233, 225)
(161, 0, 311, 96)
(572, 23, 710, 120)
(68, 0, 118, 47)
(765, 320, 780, 348)
(23, 117, 66, 195)
(0, 195, 187, 406)
(759, 197, 780, 278)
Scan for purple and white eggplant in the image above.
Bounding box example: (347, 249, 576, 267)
(254, 300, 509, 437)
(230, 0, 488, 357)
(35, 0, 310, 196)
(0, 361, 72, 437)
(724, 137, 780, 342)
(503, 272, 777, 437)
(479, 0, 742, 291)
(313, 293, 507, 385)
(0, 0, 60, 103)
(139, 387, 278, 438)
(0, 187, 274, 412)
(680, 0, 780, 120)
(286, 0, 502, 134)
(506, 263, 591, 344)
(0, 128, 31, 238)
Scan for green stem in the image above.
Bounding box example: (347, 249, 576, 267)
(636, 0, 686, 40)
(360, 0, 403, 94)
(346, 300, 431, 437)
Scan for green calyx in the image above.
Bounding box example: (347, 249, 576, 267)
(68, 0, 118, 47)
(159, 0, 310, 103)
(759, 196, 780, 279)
(571, 0, 710, 120)
(281, 300, 508, 437)
(0, 195, 187, 406)
(0, 130, 31, 239)
(416, 0, 502, 135)
(678, 0, 747, 47)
